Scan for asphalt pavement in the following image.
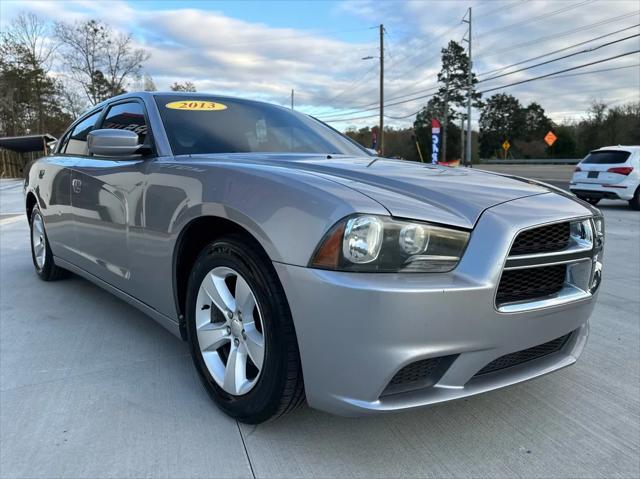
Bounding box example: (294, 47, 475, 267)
(1, 173, 639, 479)
(475, 164, 576, 191)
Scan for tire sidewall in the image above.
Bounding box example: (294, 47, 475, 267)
(630, 187, 640, 210)
(185, 236, 291, 422)
(29, 207, 52, 278)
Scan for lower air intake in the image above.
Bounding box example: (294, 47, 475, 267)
(474, 333, 572, 377)
(381, 355, 457, 397)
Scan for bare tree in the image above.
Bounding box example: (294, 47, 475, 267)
(1, 12, 61, 133)
(143, 73, 157, 92)
(5, 12, 56, 70)
(55, 19, 149, 105)
(170, 81, 197, 92)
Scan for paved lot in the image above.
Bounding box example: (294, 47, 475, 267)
(475, 164, 576, 191)
(1, 174, 639, 478)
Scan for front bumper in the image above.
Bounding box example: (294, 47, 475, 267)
(275, 193, 599, 416)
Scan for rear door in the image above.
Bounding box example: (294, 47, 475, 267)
(575, 150, 632, 185)
(70, 100, 151, 294)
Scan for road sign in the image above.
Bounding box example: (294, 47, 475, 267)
(502, 140, 510, 151)
(544, 131, 558, 146)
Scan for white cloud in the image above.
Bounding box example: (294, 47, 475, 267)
(1, 0, 638, 131)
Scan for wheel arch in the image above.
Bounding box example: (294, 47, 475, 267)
(26, 191, 38, 220)
(172, 215, 275, 340)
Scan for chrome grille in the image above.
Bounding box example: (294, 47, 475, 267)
(496, 264, 566, 304)
(510, 222, 570, 255)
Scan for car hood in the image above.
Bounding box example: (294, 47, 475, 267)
(189, 154, 552, 229)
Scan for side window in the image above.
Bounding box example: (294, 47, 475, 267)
(64, 110, 102, 156)
(100, 102, 149, 144)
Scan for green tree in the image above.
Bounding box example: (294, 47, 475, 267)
(523, 102, 552, 141)
(479, 93, 524, 158)
(436, 40, 482, 161)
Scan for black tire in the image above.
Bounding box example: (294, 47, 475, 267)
(629, 187, 640, 211)
(29, 206, 70, 281)
(185, 234, 305, 424)
(578, 195, 600, 206)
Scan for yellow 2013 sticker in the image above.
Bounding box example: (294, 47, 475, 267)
(165, 100, 228, 111)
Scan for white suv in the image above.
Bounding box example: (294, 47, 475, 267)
(570, 146, 640, 210)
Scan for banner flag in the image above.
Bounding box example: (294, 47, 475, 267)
(431, 119, 441, 164)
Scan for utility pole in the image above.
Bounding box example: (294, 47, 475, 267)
(379, 24, 384, 157)
(460, 115, 465, 164)
(441, 74, 449, 163)
(463, 7, 473, 167)
(291, 89, 294, 110)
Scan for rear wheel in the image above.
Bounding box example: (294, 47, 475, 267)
(29, 206, 69, 281)
(629, 187, 640, 211)
(185, 234, 304, 423)
(577, 195, 600, 206)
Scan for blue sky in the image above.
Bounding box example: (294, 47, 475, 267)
(1, 0, 638, 130)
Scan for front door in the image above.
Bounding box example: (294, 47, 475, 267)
(71, 100, 150, 294)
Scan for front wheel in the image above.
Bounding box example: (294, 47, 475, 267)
(185, 234, 304, 423)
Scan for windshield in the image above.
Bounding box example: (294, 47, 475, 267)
(583, 150, 631, 164)
(155, 95, 367, 157)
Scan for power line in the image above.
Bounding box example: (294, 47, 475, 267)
(322, 56, 639, 124)
(547, 63, 639, 80)
(478, 50, 640, 94)
(478, 23, 640, 77)
(475, 0, 530, 20)
(322, 15, 639, 120)
(479, 0, 597, 37)
(476, 12, 639, 59)
(320, 61, 379, 105)
(478, 33, 639, 83)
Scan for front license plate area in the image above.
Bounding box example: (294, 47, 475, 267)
(588, 171, 599, 179)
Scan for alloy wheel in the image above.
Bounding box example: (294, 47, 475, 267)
(195, 266, 265, 396)
(31, 212, 46, 269)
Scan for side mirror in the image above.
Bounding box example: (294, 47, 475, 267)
(366, 148, 378, 156)
(87, 129, 144, 157)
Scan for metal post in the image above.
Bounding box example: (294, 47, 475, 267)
(291, 89, 294, 110)
(460, 115, 465, 165)
(441, 74, 449, 163)
(379, 24, 384, 157)
(465, 7, 473, 167)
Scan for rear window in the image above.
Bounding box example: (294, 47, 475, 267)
(154, 95, 366, 157)
(582, 150, 631, 164)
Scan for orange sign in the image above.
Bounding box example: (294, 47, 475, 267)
(502, 140, 510, 151)
(544, 131, 558, 146)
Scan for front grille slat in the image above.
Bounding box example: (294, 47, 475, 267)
(510, 222, 570, 255)
(496, 264, 566, 304)
(474, 333, 572, 376)
(497, 222, 572, 306)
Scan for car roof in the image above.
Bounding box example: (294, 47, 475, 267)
(97, 91, 284, 111)
(591, 145, 640, 153)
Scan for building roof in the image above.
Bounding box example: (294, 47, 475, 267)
(0, 134, 57, 153)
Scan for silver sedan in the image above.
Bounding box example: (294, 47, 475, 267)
(24, 92, 604, 423)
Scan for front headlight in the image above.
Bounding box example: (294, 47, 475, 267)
(310, 214, 470, 272)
